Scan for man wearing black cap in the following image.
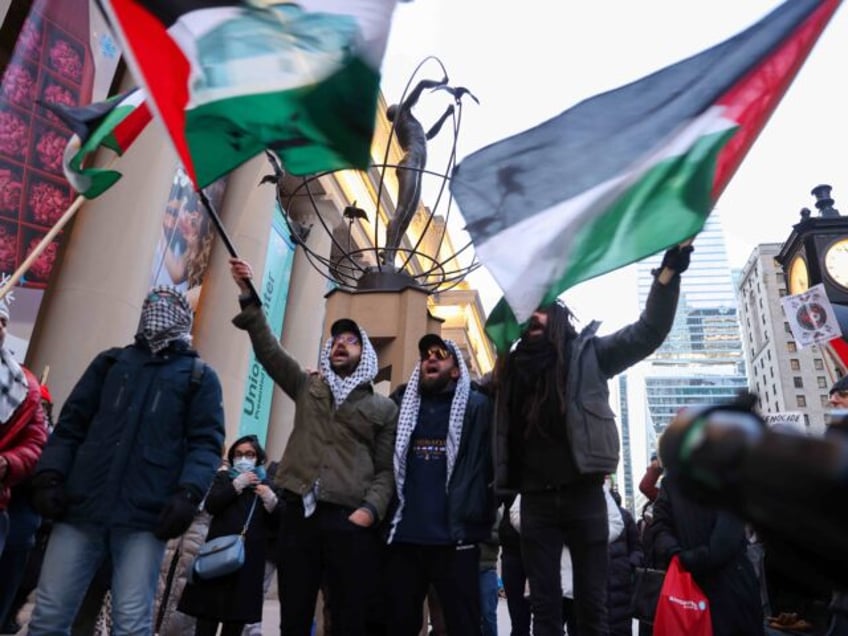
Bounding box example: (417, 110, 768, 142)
(229, 258, 397, 636)
(384, 333, 494, 635)
(828, 376, 848, 410)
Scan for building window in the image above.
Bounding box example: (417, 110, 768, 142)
(790, 359, 800, 371)
(796, 395, 807, 407)
(788, 342, 797, 352)
(777, 273, 784, 285)
(768, 350, 772, 361)
(778, 288, 787, 297)
(793, 377, 804, 388)
(818, 377, 827, 389)
(815, 358, 824, 370)
(822, 395, 831, 407)
(784, 322, 792, 334)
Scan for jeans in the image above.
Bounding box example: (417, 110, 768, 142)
(384, 543, 480, 636)
(28, 522, 166, 636)
(501, 546, 531, 636)
(0, 511, 8, 556)
(480, 567, 499, 636)
(0, 497, 40, 626)
(521, 483, 609, 636)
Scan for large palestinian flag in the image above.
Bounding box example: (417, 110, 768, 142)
(44, 89, 152, 198)
(448, 0, 842, 352)
(100, 0, 399, 188)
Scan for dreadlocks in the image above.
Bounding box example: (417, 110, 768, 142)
(497, 301, 578, 439)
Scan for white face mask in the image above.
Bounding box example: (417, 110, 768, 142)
(233, 458, 256, 474)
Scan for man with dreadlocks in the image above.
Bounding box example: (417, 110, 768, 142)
(384, 333, 494, 635)
(495, 244, 692, 636)
(229, 258, 397, 636)
(27, 285, 225, 636)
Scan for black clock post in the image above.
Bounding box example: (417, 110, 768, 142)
(777, 185, 848, 371)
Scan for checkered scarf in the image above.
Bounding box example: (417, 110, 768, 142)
(140, 286, 193, 354)
(0, 346, 27, 425)
(388, 339, 470, 543)
(318, 327, 378, 408)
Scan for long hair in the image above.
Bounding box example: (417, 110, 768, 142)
(496, 301, 578, 438)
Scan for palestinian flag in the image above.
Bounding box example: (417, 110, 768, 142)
(44, 89, 152, 198)
(99, 0, 399, 189)
(449, 0, 842, 353)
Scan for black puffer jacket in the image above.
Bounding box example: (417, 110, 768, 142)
(608, 507, 643, 636)
(647, 475, 764, 636)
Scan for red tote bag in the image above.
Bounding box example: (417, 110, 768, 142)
(653, 555, 713, 636)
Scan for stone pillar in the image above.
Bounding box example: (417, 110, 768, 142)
(324, 286, 443, 389)
(191, 154, 275, 444)
(26, 123, 178, 407)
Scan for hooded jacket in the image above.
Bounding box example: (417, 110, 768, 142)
(233, 304, 397, 520)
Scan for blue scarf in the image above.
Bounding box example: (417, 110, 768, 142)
(228, 465, 267, 481)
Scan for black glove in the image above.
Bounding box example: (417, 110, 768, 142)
(30, 470, 69, 519)
(655, 244, 694, 275)
(154, 486, 201, 540)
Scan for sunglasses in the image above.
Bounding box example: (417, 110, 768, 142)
(421, 346, 451, 361)
(333, 334, 360, 347)
(146, 291, 181, 305)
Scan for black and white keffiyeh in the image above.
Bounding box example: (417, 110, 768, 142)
(140, 286, 193, 354)
(0, 346, 27, 425)
(389, 339, 470, 542)
(318, 326, 379, 407)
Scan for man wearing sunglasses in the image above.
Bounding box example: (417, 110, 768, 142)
(229, 258, 397, 636)
(385, 333, 494, 635)
(27, 285, 225, 636)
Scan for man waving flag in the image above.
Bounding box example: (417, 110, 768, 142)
(448, 0, 842, 352)
(100, 0, 399, 189)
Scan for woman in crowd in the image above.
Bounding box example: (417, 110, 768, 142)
(179, 435, 280, 636)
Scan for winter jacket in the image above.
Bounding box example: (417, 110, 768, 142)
(0, 367, 47, 509)
(495, 277, 679, 492)
(388, 384, 495, 544)
(647, 475, 764, 636)
(36, 341, 225, 530)
(608, 507, 643, 636)
(233, 304, 397, 520)
(178, 471, 281, 624)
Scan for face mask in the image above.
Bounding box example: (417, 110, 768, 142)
(233, 458, 256, 474)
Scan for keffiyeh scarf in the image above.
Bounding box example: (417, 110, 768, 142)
(389, 339, 470, 542)
(0, 347, 27, 424)
(318, 326, 379, 408)
(140, 286, 193, 354)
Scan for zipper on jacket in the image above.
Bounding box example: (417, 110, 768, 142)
(150, 388, 161, 414)
(113, 381, 127, 409)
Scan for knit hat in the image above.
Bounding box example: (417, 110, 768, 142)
(829, 375, 848, 396)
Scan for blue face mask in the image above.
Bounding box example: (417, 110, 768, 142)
(233, 458, 256, 474)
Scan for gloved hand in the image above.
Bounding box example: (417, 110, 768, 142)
(656, 244, 695, 275)
(154, 486, 201, 540)
(232, 471, 258, 493)
(30, 470, 69, 519)
(255, 484, 278, 512)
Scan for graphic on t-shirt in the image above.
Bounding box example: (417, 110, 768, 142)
(411, 437, 446, 461)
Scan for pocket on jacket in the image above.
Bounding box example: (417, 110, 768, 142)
(129, 445, 182, 512)
(582, 400, 619, 459)
(65, 443, 110, 501)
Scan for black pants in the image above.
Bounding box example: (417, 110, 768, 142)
(276, 496, 378, 636)
(521, 483, 609, 636)
(384, 543, 480, 636)
(501, 545, 531, 636)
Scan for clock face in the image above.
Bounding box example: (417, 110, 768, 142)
(788, 254, 809, 295)
(824, 239, 848, 289)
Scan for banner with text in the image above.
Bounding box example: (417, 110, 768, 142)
(239, 208, 295, 444)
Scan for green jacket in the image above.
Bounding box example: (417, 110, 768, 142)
(233, 305, 398, 520)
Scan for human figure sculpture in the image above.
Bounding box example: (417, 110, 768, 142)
(383, 77, 455, 267)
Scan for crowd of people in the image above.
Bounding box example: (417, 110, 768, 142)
(0, 242, 845, 636)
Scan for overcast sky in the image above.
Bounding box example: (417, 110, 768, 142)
(379, 1, 848, 326)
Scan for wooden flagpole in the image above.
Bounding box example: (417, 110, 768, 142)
(0, 194, 86, 301)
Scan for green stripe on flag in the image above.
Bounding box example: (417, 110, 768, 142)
(484, 127, 736, 353)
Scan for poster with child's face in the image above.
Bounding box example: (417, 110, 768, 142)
(150, 167, 227, 312)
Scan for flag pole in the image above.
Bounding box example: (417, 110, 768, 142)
(0, 194, 86, 301)
(196, 189, 262, 305)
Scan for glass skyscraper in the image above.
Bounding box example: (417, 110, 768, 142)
(635, 212, 748, 434)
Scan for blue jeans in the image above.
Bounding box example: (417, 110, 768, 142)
(0, 511, 8, 557)
(28, 522, 166, 636)
(479, 567, 499, 636)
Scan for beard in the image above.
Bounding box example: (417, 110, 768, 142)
(419, 372, 453, 396)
